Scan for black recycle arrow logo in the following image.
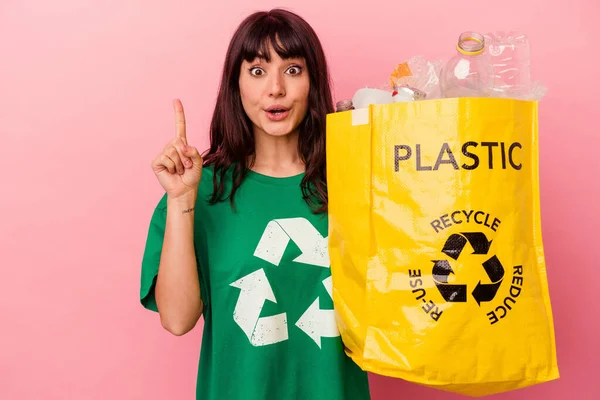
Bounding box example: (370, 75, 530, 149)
(432, 232, 504, 306)
(442, 232, 492, 260)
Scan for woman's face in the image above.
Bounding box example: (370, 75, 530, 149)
(239, 43, 310, 139)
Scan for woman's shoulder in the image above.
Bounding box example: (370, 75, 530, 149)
(198, 163, 238, 192)
(200, 163, 215, 180)
(198, 163, 222, 194)
(196, 163, 234, 207)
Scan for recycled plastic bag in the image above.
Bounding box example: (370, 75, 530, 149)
(326, 98, 559, 397)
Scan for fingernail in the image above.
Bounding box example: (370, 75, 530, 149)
(182, 145, 188, 152)
(185, 160, 192, 168)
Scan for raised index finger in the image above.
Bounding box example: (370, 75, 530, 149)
(173, 98, 186, 141)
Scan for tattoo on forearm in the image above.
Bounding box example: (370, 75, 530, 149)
(182, 207, 195, 214)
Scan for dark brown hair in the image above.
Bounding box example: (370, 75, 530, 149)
(202, 8, 333, 214)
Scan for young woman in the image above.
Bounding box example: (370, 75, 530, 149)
(140, 8, 371, 400)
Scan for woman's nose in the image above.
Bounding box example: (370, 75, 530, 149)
(268, 74, 286, 98)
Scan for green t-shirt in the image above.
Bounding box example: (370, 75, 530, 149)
(140, 166, 371, 400)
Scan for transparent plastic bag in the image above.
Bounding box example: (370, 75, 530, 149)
(390, 56, 445, 100)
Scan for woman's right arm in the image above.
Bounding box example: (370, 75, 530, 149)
(151, 99, 205, 336)
(155, 191, 203, 336)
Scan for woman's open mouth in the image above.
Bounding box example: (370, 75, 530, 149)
(265, 107, 290, 121)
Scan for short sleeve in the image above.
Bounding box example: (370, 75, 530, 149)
(140, 194, 168, 312)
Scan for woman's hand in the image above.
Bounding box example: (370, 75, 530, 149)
(151, 99, 203, 198)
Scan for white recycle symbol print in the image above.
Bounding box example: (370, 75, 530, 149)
(229, 217, 340, 348)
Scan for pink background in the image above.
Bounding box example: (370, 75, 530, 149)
(1, 0, 598, 399)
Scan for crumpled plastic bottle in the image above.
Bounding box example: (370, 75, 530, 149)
(484, 31, 547, 100)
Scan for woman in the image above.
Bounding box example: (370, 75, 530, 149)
(140, 8, 371, 400)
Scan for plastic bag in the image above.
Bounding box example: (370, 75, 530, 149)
(326, 97, 559, 397)
(389, 55, 444, 99)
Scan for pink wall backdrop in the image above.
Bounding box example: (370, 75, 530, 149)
(1, 0, 598, 398)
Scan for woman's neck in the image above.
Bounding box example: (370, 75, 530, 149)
(250, 130, 304, 177)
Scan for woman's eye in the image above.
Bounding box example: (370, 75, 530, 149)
(249, 67, 264, 76)
(286, 66, 302, 75)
